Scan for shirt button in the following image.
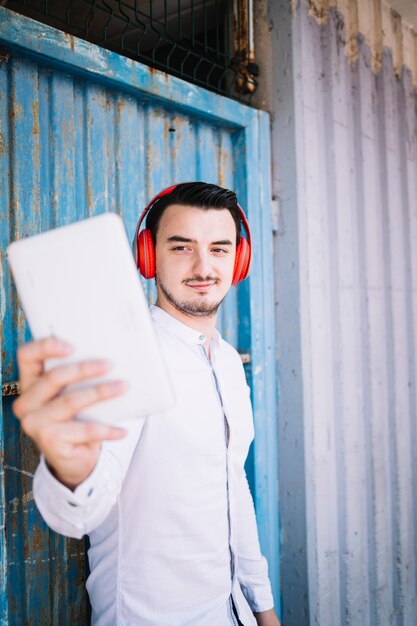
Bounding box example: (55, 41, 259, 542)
(199, 335, 205, 341)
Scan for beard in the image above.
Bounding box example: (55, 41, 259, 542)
(156, 275, 225, 318)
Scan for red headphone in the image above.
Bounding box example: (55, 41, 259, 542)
(133, 184, 252, 286)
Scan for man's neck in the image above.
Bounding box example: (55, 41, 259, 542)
(155, 297, 217, 348)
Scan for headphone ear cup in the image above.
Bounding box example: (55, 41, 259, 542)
(138, 229, 156, 279)
(232, 237, 251, 285)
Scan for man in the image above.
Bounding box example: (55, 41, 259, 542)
(13, 182, 280, 626)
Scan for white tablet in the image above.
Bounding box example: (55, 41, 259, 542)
(7, 213, 175, 424)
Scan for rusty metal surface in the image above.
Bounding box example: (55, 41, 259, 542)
(1, 382, 20, 397)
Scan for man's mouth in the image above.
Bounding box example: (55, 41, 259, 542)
(186, 281, 216, 292)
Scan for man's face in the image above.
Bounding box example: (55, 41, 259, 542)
(154, 203, 237, 319)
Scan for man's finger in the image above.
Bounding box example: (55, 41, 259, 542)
(19, 380, 127, 434)
(51, 421, 127, 447)
(13, 359, 111, 417)
(17, 337, 73, 389)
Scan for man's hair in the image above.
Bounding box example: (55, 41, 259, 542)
(145, 182, 242, 246)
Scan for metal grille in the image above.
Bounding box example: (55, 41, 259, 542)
(2, 0, 258, 101)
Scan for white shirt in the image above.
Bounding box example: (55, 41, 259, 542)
(33, 305, 274, 626)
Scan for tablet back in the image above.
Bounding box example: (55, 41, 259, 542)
(7, 213, 175, 424)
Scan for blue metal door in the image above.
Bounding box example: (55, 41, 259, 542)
(0, 7, 279, 623)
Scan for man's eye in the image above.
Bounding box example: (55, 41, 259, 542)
(211, 248, 228, 254)
(171, 246, 189, 251)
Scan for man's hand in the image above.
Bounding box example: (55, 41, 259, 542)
(13, 337, 127, 490)
(254, 607, 281, 626)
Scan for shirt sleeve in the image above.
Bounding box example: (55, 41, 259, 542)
(33, 417, 146, 539)
(235, 470, 275, 613)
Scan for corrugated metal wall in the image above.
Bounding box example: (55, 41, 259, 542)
(271, 1, 417, 624)
(0, 7, 279, 623)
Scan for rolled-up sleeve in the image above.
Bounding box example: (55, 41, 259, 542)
(33, 417, 146, 539)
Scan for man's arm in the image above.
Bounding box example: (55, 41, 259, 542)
(33, 417, 144, 538)
(234, 471, 281, 625)
(13, 338, 142, 538)
(254, 608, 281, 626)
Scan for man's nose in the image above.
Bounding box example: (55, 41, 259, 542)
(192, 250, 211, 277)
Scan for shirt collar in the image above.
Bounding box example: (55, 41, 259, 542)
(150, 305, 221, 351)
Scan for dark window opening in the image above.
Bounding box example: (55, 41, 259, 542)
(2, 0, 258, 103)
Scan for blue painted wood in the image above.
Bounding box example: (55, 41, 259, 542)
(234, 127, 257, 527)
(115, 93, 146, 239)
(73, 80, 88, 220)
(86, 84, 110, 217)
(218, 130, 239, 348)
(241, 115, 280, 617)
(49, 72, 77, 227)
(144, 106, 170, 306)
(0, 35, 10, 626)
(7, 63, 42, 607)
(171, 113, 198, 182)
(196, 122, 218, 181)
(0, 6, 280, 622)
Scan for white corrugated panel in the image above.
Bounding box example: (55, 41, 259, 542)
(271, 1, 417, 624)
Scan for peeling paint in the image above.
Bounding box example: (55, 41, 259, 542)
(340, 0, 360, 66)
(22, 490, 33, 505)
(12, 102, 23, 121)
(306, 0, 334, 25)
(4, 465, 34, 479)
(87, 170, 93, 211)
(62, 32, 75, 52)
(7, 491, 33, 511)
(391, 10, 404, 77)
(117, 98, 125, 124)
(32, 100, 39, 137)
(296, 0, 417, 87)
(0, 254, 5, 324)
(219, 146, 228, 188)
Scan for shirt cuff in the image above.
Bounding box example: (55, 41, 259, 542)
(237, 553, 275, 613)
(33, 452, 118, 538)
(245, 594, 275, 614)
